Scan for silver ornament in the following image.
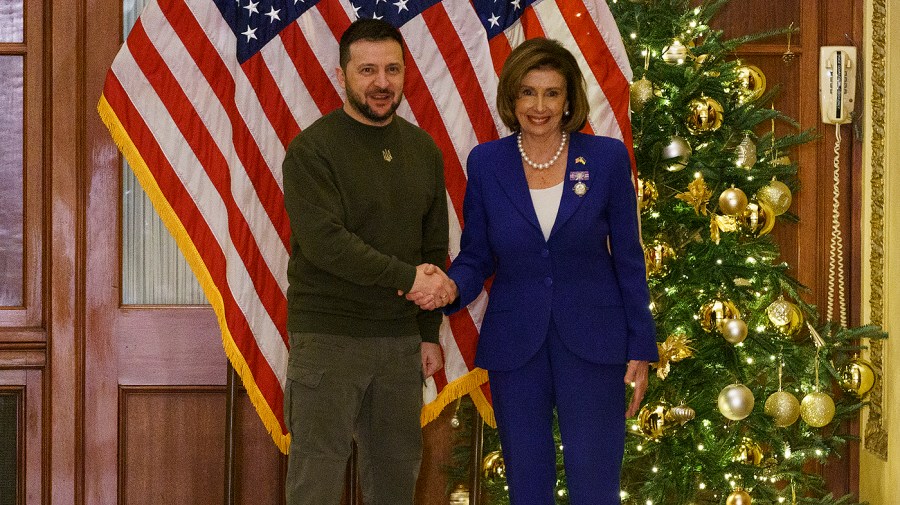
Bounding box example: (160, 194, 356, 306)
(662, 40, 688, 64)
(721, 318, 748, 344)
(735, 135, 757, 169)
(718, 384, 755, 421)
(661, 136, 692, 171)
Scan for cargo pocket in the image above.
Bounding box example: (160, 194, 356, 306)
(284, 368, 324, 436)
(287, 366, 324, 386)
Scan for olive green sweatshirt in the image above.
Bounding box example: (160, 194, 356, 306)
(282, 108, 448, 343)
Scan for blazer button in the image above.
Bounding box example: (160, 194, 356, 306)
(544, 277, 553, 287)
(541, 248, 550, 258)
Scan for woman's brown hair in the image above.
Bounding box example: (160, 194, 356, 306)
(496, 38, 589, 133)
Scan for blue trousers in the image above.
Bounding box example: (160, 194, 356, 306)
(488, 321, 627, 505)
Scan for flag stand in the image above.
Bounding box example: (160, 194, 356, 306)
(469, 413, 484, 505)
(224, 362, 237, 504)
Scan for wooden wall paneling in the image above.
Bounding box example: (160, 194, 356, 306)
(48, 0, 85, 502)
(233, 389, 285, 505)
(0, 367, 44, 505)
(24, 370, 42, 505)
(118, 387, 225, 504)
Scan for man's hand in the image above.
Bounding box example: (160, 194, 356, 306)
(401, 264, 457, 310)
(421, 342, 444, 379)
(624, 360, 650, 418)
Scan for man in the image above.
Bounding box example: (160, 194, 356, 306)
(281, 18, 454, 505)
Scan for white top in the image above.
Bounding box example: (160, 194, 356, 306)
(529, 181, 564, 241)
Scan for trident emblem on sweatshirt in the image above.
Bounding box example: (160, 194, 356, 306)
(382, 149, 393, 162)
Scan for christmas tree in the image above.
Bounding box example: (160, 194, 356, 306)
(448, 1, 885, 504)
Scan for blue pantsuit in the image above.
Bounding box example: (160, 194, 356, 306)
(445, 132, 658, 504)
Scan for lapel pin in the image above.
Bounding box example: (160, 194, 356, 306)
(575, 156, 586, 165)
(573, 182, 588, 196)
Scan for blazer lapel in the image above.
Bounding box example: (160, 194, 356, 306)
(550, 132, 589, 238)
(492, 136, 542, 232)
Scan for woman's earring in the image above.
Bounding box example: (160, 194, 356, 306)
(564, 109, 571, 116)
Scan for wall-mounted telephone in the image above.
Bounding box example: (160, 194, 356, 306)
(819, 45, 858, 328)
(819, 46, 856, 124)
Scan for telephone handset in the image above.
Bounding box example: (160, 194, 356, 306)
(819, 46, 856, 124)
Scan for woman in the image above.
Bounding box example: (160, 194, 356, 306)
(412, 38, 657, 504)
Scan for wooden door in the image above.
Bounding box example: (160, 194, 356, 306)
(82, 1, 286, 503)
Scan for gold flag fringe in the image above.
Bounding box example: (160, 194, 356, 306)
(97, 95, 291, 454)
(420, 367, 496, 428)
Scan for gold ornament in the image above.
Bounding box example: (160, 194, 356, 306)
(686, 95, 724, 133)
(699, 298, 741, 333)
(736, 64, 767, 102)
(721, 318, 748, 344)
(718, 186, 749, 215)
(661, 136, 692, 171)
(676, 175, 713, 215)
(652, 332, 695, 379)
(756, 178, 792, 216)
(765, 390, 801, 427)
(481, 450, 506, 481)
(718, 383, 755, 421)
(740, 201, 777, 236)
(666, 404, 696, 425)
(630, 76, 654, 112)
(774, 155, 792, 166)
(662, 40, 688, 64)
(449, 484, 470, 505)
(644, 240, 675, 278)
(838, 358, 876, 397)
(638, 178, 658, 211)
(735, 437, 764, 466)
(800, 391, 835, 427)
(637, 402, 670, 439)
(766, 297, 804, 337)
(726, 489, 752, 505)
(710, 215, 721, 244)
(694, 53, 720, 76)
(714, 214, 740, 235)
(735, 134, 757, 169)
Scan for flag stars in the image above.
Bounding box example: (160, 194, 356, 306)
(350, 2, 361, 18)
(241, 25, 258, 41)
(265, 6, 281, 22)
(243, 0, 259, 16)
(487, 12, 500, 28)
(510, 0, 522, 9)
(294, 0, 305, 4)
(394, 0, 409, 12)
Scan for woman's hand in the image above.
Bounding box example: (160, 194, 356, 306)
(624, 360, 650, 418)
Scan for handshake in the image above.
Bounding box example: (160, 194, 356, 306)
(400, 263, 458, 311)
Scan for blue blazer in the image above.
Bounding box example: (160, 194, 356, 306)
(446, 132, 659, 371)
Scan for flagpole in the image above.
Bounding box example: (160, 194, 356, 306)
(224, 362, 237, 505)
(469, 413, 484, 505)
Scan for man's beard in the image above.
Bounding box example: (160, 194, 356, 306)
(346, 86, 402, 124)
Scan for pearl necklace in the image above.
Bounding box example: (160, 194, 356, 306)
(517, 132, 568, 170)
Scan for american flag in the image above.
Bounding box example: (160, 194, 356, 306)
(98, 0, 633, 452)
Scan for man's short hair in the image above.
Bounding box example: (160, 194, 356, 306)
(339, 19, 405, 70)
